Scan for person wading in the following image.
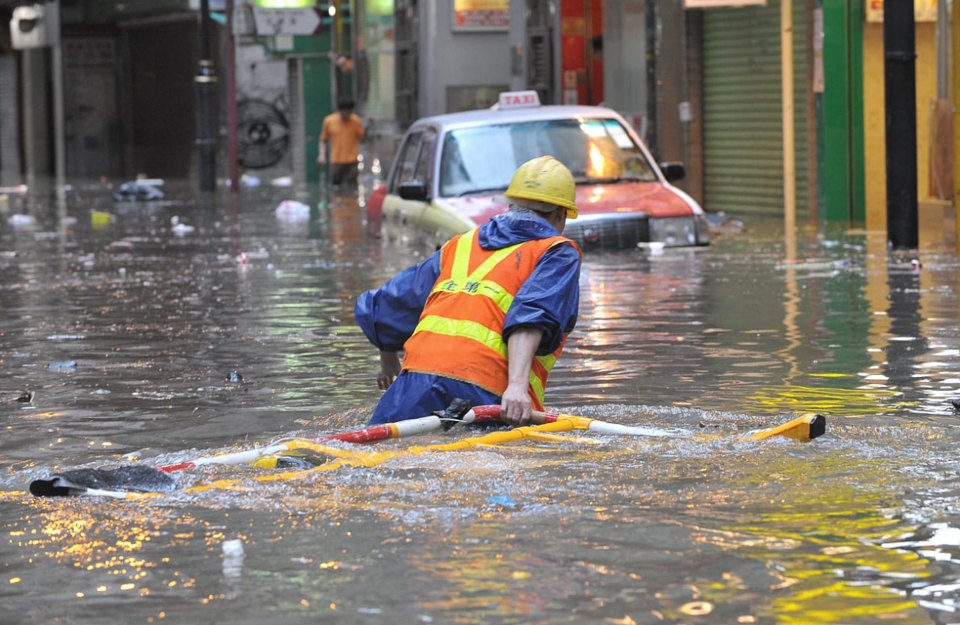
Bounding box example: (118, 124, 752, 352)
(355, 155, 582, 426)
(317, 98, 368, 188)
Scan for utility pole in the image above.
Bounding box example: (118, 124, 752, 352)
(883, 0, 918, 251)
(196, 0, 218, 193)
(645, 1, 658, 155)
(226, 0, 239, 193)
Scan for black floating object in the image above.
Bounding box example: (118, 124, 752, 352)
(952, 399, 960, 413)
(438, 397, 474, 431)
(274, 456, 319, 470)
(30, 465, 177, 497)
(808, 414, 827, 440)
(16, 391, 35, 403)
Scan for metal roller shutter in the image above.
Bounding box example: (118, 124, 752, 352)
(702, 0, 809, 217)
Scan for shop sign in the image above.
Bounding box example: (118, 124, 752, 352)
(453, 0, 509, 31)
(866, 0, 939, 23)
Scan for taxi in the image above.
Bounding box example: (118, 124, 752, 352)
(367, 91, 710, 250)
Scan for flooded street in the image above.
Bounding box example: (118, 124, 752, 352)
(3, 179, 960, 624)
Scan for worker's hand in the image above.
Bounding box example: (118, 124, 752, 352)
(500, 381, 532, 426)
(377, 351, 401, 390)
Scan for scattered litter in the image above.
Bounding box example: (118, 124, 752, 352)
(16, 391, 35, 404)
(223, 539, 245, 557)
(49, 361, 78, 370)
(134, 177, 165, 187)
(705, 212, 745, 234)
(243, 249, 270, 260)
(171, 216, 195, 236)
(486, 495, 517, 507)
(271, 176, 294, 187)
(0, 184, 27, 194)
(241, 174, 261, 187)
(91, 211, 112, 228)
(9, 214, 36, 227)
(113, 182, 164, 202)
(778, 259, 852, 271)
(638, 242, 665, 255)
(227, 371, 243, 383)
(47, 334, 85, 340)
(222, 538, 245, 579)
(236, 252, 249, 265)
(275, 200, 310, 221)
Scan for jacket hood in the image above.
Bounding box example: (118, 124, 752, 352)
(477, 211, 561, 250)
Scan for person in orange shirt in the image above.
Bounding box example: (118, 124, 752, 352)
(317, 98, 368, 187)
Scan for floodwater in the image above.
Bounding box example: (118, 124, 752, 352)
(2, 178, 960, 624)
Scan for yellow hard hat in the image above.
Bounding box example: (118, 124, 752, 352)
(503, 155, 578, 219)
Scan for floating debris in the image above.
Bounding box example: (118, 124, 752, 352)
(113, 181, 164, 202)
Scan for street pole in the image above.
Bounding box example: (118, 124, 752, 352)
(225, 0, 239, 193)
(645, 1, 658, 154)
(196, 0, 218, 194)
(883, 0, 919, 251)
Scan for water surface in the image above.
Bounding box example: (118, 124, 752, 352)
(2, 180, 960, 624)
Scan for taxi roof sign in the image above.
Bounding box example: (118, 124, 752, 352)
(498, 91, 541, 109)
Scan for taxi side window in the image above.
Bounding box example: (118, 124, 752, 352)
(415, 131, 437, 184)
(392, 131, 423, 190)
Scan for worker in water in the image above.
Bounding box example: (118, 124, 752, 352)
(355, 156, 582, 426)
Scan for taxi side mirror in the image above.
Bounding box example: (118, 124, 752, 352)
(659, 162, 686, 183)
(398, 181, 428, 201)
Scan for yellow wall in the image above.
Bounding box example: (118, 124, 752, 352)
(863, 22, 939, 230)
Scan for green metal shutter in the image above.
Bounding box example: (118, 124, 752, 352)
(702, 0, 809, 217)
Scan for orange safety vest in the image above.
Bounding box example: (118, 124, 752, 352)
(401, 228, 578, 410)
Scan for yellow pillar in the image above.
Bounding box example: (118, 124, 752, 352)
(782, 0, 796, 238)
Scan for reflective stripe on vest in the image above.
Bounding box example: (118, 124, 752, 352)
(401, 228, 572, 408)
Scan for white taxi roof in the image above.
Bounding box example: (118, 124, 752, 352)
(408, 104, 629, 134)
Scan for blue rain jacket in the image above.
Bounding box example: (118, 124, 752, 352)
(355, 211, 581, 424)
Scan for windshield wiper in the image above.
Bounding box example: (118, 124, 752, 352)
(458, 187, 507, 197)
(575, 176, 650, 185)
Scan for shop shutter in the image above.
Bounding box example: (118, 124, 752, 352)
(702, 0, 809, 217)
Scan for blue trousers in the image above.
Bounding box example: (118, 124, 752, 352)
(368, 371, 501, 425)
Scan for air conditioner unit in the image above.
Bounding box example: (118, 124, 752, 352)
(11, 3, 61, 50)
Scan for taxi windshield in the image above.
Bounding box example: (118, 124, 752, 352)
(439, 118, 657, 197)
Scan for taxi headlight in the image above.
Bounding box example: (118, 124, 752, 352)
(649, 217, 698, 247)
